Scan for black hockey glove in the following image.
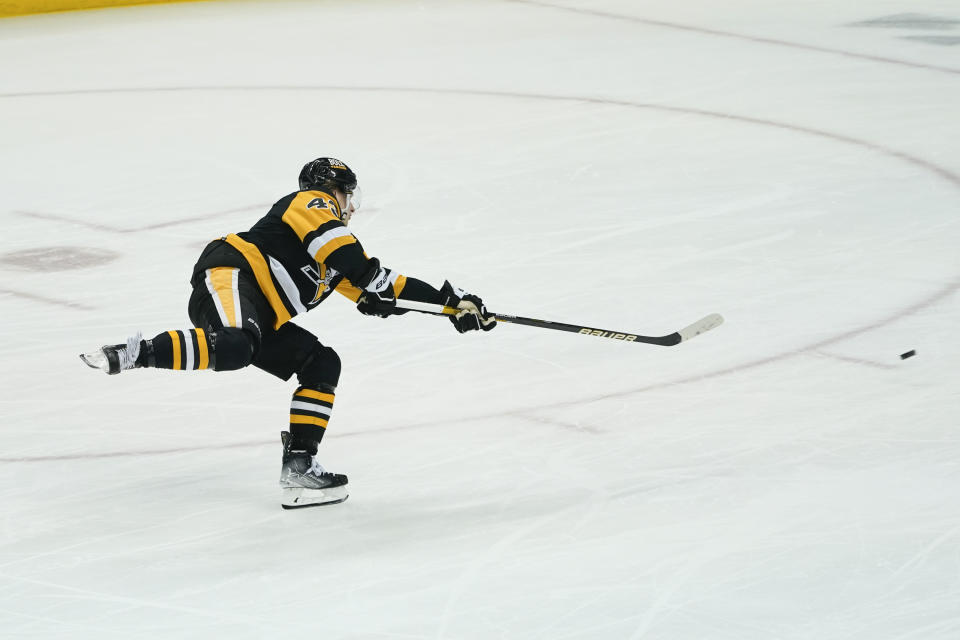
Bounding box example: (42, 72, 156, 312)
(355, 257, 398, 318)
(356, 291, 396, 318)
(440, 280, 496, 333)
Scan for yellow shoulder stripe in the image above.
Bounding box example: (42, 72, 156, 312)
(282, 191, 342, 241)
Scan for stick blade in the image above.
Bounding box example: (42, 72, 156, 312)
(677, 313, 724, 343)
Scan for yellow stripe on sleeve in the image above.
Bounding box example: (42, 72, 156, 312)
(334, 280, 362, 302)
(393, 274, 408, 297)
(313, 234, 356, 264)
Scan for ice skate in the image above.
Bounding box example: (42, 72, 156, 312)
(279, 431, 349, 509)
(80, 333, 142, 375)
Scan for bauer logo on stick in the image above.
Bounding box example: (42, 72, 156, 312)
(579, 328, 638, 341)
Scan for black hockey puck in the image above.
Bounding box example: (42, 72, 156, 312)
(900, 350, 916, 360)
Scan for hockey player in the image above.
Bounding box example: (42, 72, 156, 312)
(81, 157, 496, 508)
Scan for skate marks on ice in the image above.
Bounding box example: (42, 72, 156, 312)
(0, 502, 286, 631)
(13, 203, 270, 234)
(509, 0, 960, 75)
(434, 493, 605, 638)
(0, 246, 117, 310)
(0, 436, 269, 464)
(848, 13, 960, 47)
(0, 246, 119, 271)
(0, 287, 95, 311)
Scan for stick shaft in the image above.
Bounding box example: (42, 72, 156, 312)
(393, 299, 723, 346)
(493, 313, 678, 345)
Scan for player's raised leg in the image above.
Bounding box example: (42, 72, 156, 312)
(80, 266, 260, 375)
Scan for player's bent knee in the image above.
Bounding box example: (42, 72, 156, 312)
(297, 344, 341, 389)
(210, 327, 257, 371)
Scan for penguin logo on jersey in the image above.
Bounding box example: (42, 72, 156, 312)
(301, 264, 338, 304)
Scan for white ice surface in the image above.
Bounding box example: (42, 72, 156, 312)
(1, 0, 959, 637)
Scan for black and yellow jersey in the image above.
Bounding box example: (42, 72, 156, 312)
(197, 189, 441, 330)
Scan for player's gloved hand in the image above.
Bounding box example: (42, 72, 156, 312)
(356, 291, 396, 318)
(440, 280, 496, 333)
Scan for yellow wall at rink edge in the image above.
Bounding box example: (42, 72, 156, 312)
(0, 0, 212, 18)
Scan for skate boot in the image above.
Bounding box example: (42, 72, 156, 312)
(279, 431, 349, 509)
(80, 333, 142, 375)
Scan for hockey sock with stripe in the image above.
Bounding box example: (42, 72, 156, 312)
(288, 386, 335, 452)
(137, 329, 213, 370)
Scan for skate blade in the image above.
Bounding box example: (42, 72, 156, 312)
(79, 351, 107, 371)
(280, 485, 349, 509)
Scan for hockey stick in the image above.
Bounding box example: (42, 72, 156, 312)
(393, 299, 724, 346)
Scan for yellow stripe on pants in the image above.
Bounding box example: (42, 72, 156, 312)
(207, 267, 238, 327)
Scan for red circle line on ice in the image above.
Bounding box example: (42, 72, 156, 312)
(0, 84, 956, 463)
(509, 0, 960, 77)
(2, 85, 958, 189)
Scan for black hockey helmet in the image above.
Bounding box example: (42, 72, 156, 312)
(298, 157, 358, 193)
